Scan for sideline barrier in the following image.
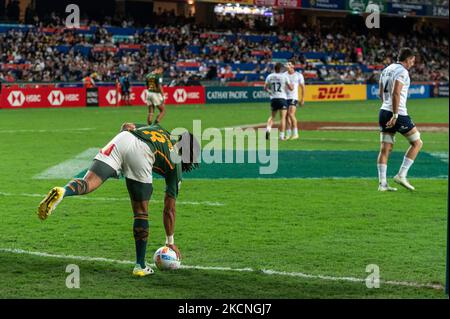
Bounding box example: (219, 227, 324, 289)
(206, 86, 270, 103)
(206, 85, 368, 104)
(0, 83, 442, 109)
(303, 84, 366, 102)
(431, 83, 449, 98)
(0, 86, 206, 108)
(0, 87, 85, 109)
(206, 84, 367, 103)
(367, 84, 431, 100)
(97, 86, 206, 107)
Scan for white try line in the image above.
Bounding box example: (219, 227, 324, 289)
(0, 128, 94, 134)
(0, 192, 224, 207)
(0, 248, 443, 291)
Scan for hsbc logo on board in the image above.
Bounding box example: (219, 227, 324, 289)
(4, 89, 83, 108)
(173, 88, 200, 103)
(106, 90, 122, 104)
(48, 90, 81, 106)
(173, 89, 187, 103)
(48, 90, 65, 106)
(7, 91, 26, 107)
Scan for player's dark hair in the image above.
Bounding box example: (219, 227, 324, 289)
(274, 63, 283, 73)
(398, 48, 415, 62)
(176, 132, 200, 173)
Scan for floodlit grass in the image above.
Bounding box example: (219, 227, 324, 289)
(0, 98, 447, 298)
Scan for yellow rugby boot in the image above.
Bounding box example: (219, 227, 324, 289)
(37, 187, 65, 220)
(132, 263, 155, 277)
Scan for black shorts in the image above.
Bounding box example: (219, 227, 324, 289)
(379, 109, 415, 135)
(271, 99, 288, 111)
(121, 87, 130, 95)
(287, 99, 298, 107)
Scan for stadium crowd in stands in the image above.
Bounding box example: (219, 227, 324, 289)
(0, 10, 448, 85)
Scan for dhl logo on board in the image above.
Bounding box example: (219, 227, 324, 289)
(304, 85, 367, 102)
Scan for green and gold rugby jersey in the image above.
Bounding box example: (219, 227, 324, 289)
(145, 73, 162, 93)
(129, 124, 182, 198)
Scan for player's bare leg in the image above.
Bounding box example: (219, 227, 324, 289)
(289, 106, 299, 140)
(155, 104, 166, 124)
(147, 104, 155, 125)
(286, 113, 292, 139)
(38, 163, 114, 220)
(377, 134, 397, 192)
(266, 111, 277, 140)
(279, 109, 288, 140)
(394, 128, 423, 191)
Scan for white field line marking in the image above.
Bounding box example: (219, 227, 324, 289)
(319, 126, 448, 133)
(0, 191, 224, 207)
(429, 152, 449, 164)
(219, 124, 447, 143)
(33, 148, 100, 180)
(219, 123, 267, 131)
(0, 128, 94, 134)
(0, 248, 443, 291)
(320, 126, 377, 131)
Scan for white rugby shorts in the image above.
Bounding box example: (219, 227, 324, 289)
(94, 131, 155, 184)
(146, 91, 164, 106)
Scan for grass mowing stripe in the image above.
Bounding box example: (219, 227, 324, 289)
(429, 152, 449, 163)
(0, 248, 443, 291)
(0, 191, 225, 207)
(0, 128, 94, 134)
(185, 151, 448, 179)
(33, 148, 99, 180)
(297, 137, 446, 144)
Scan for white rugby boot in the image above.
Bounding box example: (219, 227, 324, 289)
(393, 175, 415, 191)
(132, 263, 155, 277)
(378, 184, 397, 192)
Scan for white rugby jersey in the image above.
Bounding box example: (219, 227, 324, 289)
(265, 72, 291, 99)
(379, 63, 411, 116)
(284, 71, 305, 100)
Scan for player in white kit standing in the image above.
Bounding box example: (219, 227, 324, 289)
(264, 63, 293, 140)
(284, 62, 305, 140)
(377, 47, 423, 191)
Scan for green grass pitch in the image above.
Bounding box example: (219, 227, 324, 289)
(0, 98, 448, 298)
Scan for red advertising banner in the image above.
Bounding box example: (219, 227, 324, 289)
(0, 87, 86, 109)
(1, 63, 32, 70)
(97, 86, 206, 107)
(119, 44, 143, 50)
(176, 61, 201, 68)
(164, 86, 206, 105)
(97, 86, 145, 107)
(92, 45, 119, 53)
(254, 0, 301, 8)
